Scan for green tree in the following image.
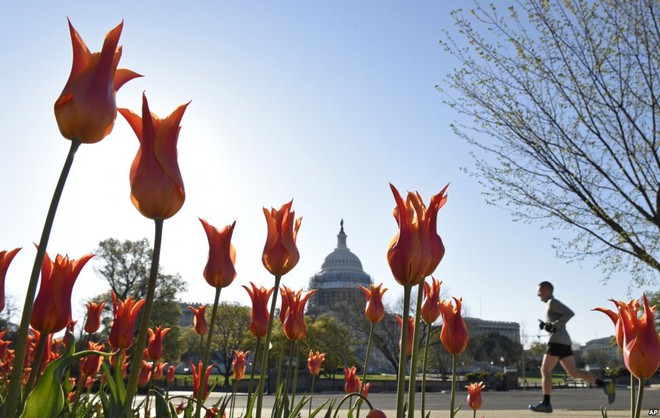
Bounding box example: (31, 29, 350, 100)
(208, 302, 252, 386)
(92, 238, 187, 363)
(441, 0, 660, 285)
(303, 314, 356, 376)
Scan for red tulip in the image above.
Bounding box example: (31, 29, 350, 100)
(344, 365, 360, 393)
(153, 362, 168, 381)
(191, 361, 213, 401)
(307, 350, 325, 377)
(30, 251, 93, 334)
(83, 301, 105, 334)
(54, 20, 141, 143)
(387, 183, 448, 286)
(119, 93, 189, 220)
(421, 277, 442, 324)
(80, 341, 105, 377)
(279, 286, 301, 323)
(138, 360, 152, 387)
(619, 294, 660, 380)
(232, 350, 250, 381)
(200, 218, 237, 288)
(395, 315, 415, 357)
(188, 305, 208, 336)
(262, 200, 302, 276)
(359, 283, 388, 323)
(466, 381, 485, 411)
(439, 297, 469, 355)
(243, 282, 274, 338)
(366, 409, 387, 418)
(282, 288, 316, 340)
(0, 247, 21, 314)
(166, 365, 176, 384)
(108, 292, 145, 350)
(362, 382, 371, 398)
(146, 325, 171, 361)
(594, 300, 629, 349)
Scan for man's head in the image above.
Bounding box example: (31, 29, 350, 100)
(537, 281, 553, 302)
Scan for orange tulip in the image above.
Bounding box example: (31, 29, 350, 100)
(421, 277, 442, 324)
(387, 183, 447, 286)
(146, 325, 171, 361)
(243, 282, 274, 338)
(282, 288, 316, 340)
(307, 350, 325, 377)
(594, 299, 635, 349)
(191, 361, 213, 401)
(189, 305, 209, 336)
(119, 93, 189, 220)
(0, 247, 21, 313)
(153, 362, 168, 381)
(166, 365, 176, 384)
(440, 297, 469, 355)
(279, 286, 301, 323)
(619, 294, 660, 380)
(200, 218, 237, 288)
(30, 251, 93, 334)
(366, 409, 387, 418)
(79, 341, 105, 377)
(395, 315, 415, 357)
(466, 381, 485, 411)
(232, 349, 250, 381)
(138, 360, 152, 387)
(362, 382, 371, 398)
(54, 20, 141, 143)
(108, 292, 145, 350)
(83, 301, 105, 334)
(262, 200, 302, 276)
(359, 283, 388, 323)
(344, 365, 360, 393)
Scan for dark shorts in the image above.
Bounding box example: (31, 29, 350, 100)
(547, 343, 573, 359)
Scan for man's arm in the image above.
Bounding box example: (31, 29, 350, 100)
(549, 299, 574, 327)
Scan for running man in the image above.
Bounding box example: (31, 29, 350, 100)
(529, 281, 615, 413)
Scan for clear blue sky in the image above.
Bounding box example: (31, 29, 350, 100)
(0, 1, 643, 349)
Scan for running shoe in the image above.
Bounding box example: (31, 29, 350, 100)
(529, 402, 553, 413)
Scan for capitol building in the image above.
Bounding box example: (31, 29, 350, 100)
(306, 220, 373, 317)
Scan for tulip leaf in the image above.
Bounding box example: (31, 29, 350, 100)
(20, 347, 109, 418)
(152, 389, 176, 418)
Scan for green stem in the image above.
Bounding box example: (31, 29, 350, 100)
(396, 285, 412, 418)
(357, 321, 376, 418)
(421, 322, 432, 418)
(634, 378, 644, 418)
(5, 139, 81, 418)
(450, 354, 457, 418)
(195, 286, 223, 418)
(230, 379, 238, 418)
(70, 373, 87, 416)
(256, 274, 282, 418)
(631, 374, 636, 418)
(284, 339, 295, 404)
(124, 218, 164, 415)
(247, 337, 261, 411)
(309, 375, 316, 417)
(407, 284, 424, 418)
(25, 332, 49, 393)
(291, 342, 300, 407)
(275, 343, 285, 392)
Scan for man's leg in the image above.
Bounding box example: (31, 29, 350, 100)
(530, 354, 559, 413)
(560, 355, 615, 404)
(542, 354, 560, 395)
(559, 355, 595, 383)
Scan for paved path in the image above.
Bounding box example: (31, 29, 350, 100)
(169, 386, 660, 417)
